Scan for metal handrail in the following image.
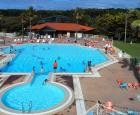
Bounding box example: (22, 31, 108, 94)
(28, 101, 32, 113)
(21, 101, 32, 113)
(21, 102, 24, 113)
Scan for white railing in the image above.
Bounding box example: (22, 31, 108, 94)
(21, 101, 32, 113)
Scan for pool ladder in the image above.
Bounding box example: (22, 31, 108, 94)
(22, 101, 32, 113)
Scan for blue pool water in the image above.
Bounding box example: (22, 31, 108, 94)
(1, 44, 108, 111)
(1, 44, 108, 73)
(2, 76, 64, 111)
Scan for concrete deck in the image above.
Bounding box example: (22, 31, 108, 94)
(80, 59, 140, 112)
(54, 75, 76, 115)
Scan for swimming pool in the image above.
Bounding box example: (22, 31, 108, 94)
(0, 44, 108, 113)
(1, 44, 108, 73)
(2, 78, 64, 111)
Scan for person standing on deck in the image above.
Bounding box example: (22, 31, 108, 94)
(53, 60, 58, 72)
(32, 66, 35, 75)
(87, 61, 92, 72)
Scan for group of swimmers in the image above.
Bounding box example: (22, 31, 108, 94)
(32, 60, 66, 74)
(32, 60, 93, 84)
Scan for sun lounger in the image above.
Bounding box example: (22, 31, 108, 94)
(36, 39, 40, 43)
(23, 38, 27, 42)
(17, 38, 20, 42)
(42, 39, 46, 43)
(14, 39, 17, 42)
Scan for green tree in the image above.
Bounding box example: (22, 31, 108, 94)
(95, 13, 125, 37)
(131, 20, 140, 41)
(26, 7, 36, 35)
(73, 8, 84, 24)
(0, 11, 3, 32)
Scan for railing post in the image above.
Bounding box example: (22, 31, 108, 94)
(22, 102, 24, 113)
(28, 101, 32, 113)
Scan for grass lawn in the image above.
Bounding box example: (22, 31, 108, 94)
(113, 40, 140, 59)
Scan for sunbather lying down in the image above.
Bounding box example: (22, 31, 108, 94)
(116, 80, 140, 89)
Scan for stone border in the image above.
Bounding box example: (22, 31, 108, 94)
(0, 81, 74, 115)
(73, 76, 86, 115)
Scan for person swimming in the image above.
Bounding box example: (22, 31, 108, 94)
(43, 78, 48, 85)
(40, 61, 43, 65)
(60, 67, 66, 72)
(32, 66, 35, 75)
(53, 60, 58, 72)
(40, 66, 44, 74)
(57, 56, 61, 60)
(10, 49, 12, 53)
(82, 61, 86, 65)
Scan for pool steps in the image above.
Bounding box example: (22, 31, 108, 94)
(21, 101, 32, 113)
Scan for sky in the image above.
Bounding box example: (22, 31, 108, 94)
(0, 0, 140, 10)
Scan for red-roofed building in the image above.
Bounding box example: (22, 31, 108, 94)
(31, 22, 95, 38)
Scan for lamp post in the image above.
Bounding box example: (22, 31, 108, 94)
(124, 13, 127, 43)
(21, 17, 24, 40)
(0, 17, 1, 32)
(2, 30, 6, 45)
(29, 16, 32, 40)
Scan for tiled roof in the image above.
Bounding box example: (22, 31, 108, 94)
(32, 22, 95, 31)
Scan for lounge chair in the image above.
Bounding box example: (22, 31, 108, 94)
(36, 39, 40, 43)
(17, 38, 20, 42)
(14, 39, 17, 42)
(23, 38, 27, 42)
(42, 39, 46, 43)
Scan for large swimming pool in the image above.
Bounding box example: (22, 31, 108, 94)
(1, 44, 108, 73)
(0, 44, 108, 112)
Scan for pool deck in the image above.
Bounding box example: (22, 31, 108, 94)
(80, 59, 140, 112)
(54, 75, 76, 115)
(50, 59, 140, 115)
